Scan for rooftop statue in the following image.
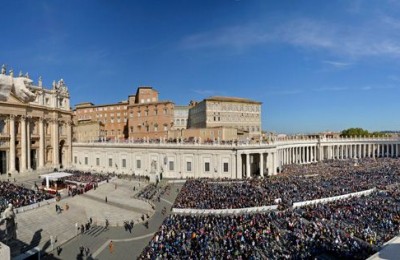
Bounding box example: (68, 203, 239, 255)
(0, 74, 36, 103)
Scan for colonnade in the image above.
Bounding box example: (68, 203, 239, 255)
(279, 142, 400, 167)
(237, 151, 277, 178)
(4, 115, 72, 174)
(280, 146, 318, 165)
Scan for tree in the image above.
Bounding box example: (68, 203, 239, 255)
(340, 128, 386, 137)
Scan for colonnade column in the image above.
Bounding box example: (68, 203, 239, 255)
(27, 117, 31, 171)
(9, 115, 16, 174)
(66, 121, 72, 167)
(396, 144, 399, 158)
(39, 118, 45, 168)
(20, 116, 27, 172)
(52, 118, 60, 169)
(259, 153, 264, 177)
(246, 153, 250, 178)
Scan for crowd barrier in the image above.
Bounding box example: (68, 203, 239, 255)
(167, 180, 187, 184)
(292, 188, 376, 208)
(14, 198, 57, 214)
(172, 205, 278, 215)
(172, 188, 377, 215)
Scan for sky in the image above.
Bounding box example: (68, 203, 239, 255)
(2, 0, 400, 134)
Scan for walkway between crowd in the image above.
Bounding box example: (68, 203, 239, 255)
(9, 174, 153, 258)
(45, 182, 182, 260)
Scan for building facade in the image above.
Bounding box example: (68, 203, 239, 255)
(127, 87, 175, 139)
(0, 68, 72, 174)
(74, 101, 129, 140)
(172, 105, 190, 130)
(188, 96, 262, 139)
(72, 136, 400, 179)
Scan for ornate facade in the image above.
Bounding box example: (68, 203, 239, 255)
(0, 67, 72, 174)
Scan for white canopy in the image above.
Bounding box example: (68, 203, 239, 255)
(40, 172, 73, 189)
(40, 172, 72, 180)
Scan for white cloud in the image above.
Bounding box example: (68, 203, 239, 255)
(180, 15, 400, 59)
(323, 60, 353, 68)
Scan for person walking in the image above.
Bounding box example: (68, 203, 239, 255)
(109, 240, 114, 254)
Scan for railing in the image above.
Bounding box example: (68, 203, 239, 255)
(14, 198, 57, 214)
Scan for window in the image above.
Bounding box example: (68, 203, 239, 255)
(85, 157, 88, 165)
(187, 161, 192, 172)
(74, 156, 77, 164)
(205, 162, 210, 172)
(122, 159, 126, 168)
(223, 163, 229, 172)
(96, 158, 100, 166)
(109, 158, 112, 167)
(169, 161, 174, 171)
(136, 160, 141, 169)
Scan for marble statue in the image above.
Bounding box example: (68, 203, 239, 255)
(0, 204, 17, 242)
(0, 74, 36, 103)
(1, 65, 5, 75)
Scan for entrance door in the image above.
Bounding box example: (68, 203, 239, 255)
(15, 157, 19, 172)
(0, 151, 6, 174)
(30, 150, 37, 170)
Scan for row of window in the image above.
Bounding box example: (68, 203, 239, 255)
(79, 106, 127, 113)
(76, 156, 229, 173)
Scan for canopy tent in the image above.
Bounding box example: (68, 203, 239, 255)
(40, 172, 73, 189)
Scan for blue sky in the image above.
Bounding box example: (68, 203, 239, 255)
(2, 0, 400, 134)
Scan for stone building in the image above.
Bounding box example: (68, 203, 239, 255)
(172, 105, 190, 130)
(0, 66, 72, 174)
(127, 87, 174, 139)
(72, 120, 105, 142)
(74, 101, 129, 140)
(188, 96, 262, 139)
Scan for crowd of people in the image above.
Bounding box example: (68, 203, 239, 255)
(174, 158, 400, 209)
(0, 181, 53, 214)
(140, 158, 400, 259)
(64, 170, 110, 184)
(139, 210, 375, 259)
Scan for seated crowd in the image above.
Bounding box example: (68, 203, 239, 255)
(174, 158, 400, 209)
(64, 170, 110, 184)
(0, 181, 52, 214)
(140, 158, 400, 259)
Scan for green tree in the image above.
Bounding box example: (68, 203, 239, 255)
(340, 128, 369, 137)
(340, 128, 386, 137)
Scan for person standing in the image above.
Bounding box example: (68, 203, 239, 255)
(109, 240, 114, 254)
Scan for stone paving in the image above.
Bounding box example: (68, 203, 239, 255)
(0, 171, 162, 259)
(45, 182, 182, 260)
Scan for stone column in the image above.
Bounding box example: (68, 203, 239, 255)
(9, 115, 16, 174)
(246, 153, 250, 178)
(27, 117, 31, 171)
(259, 152, 264, 177)
(39, 118, 45, 169)
(236, 153, 242, 179)
(20, 116, 27, 173)
(52, 119, 59, 169)
(66, 120, 72, 167)
(396, 144, 399, 158)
